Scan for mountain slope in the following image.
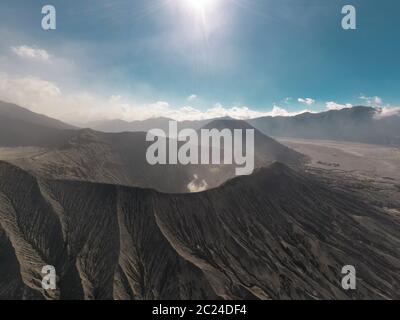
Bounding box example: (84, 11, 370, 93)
(202, 119, 307, 167)
(0, 101, 77, 147)
(0, 161, 216, 300)
(0, 100, 75, 130)
(0, 129, 196, 192)
(0, 114, 306, 193)
(0, 161, 399, 300)
(0, 116, 76, 147)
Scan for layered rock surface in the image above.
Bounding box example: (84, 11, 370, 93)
(1, 161, 398, 300)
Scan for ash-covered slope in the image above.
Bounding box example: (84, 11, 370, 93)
(0, 161, 216, 300)
(202, 119, 307, 167)
(0, 115, 75, 148)
(1, 117, 306, 193)
(1, 128, 223, 193)
(0, 161, 399, 300)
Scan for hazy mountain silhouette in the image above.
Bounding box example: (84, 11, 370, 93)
(248, 106, 400, 146)
(0, 101, 77, 147)
(0, 100, 75, 130)
(88, 117, 174, 133)
(0, 161, 398, 300)
(86, 106, 400, 146)
(87, 117, 213, 133)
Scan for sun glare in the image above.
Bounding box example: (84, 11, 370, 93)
(186, 0, 214, 11)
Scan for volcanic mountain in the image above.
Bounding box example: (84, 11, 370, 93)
(0, 161, 398, 300)
(201, 119, 306, 167)
(0, 103, 306, 193)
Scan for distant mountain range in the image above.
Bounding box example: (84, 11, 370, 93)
(248, 106, 400, 146)
(87, 117, 212, 133)
(84, 106, 400, 146)
(3, 100, 398, 147)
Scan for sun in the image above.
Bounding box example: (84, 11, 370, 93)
(186, 0, 214, 11)
(177, 0, 221, 44)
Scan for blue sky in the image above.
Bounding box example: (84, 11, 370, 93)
(0, 0, 399, 122)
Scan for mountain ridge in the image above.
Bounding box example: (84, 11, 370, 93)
(0, 100, 76, 130)
(248, 106, 400, 146)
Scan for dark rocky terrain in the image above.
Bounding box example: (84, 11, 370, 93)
(0, 161, 399, 300)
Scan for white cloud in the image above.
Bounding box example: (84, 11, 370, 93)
(166, 104, 311, 121)
(284, 97, 292, 104)
(0, 73, 61, 107)
(0, 72, 312, 123)
(359, 95, 383, 106)
(11, 45, 50, 62)
(374, 106, 400, 119)
(374, 96, 383, 105)
(267, 105, 312, 117)
(298, 98, 315, 106)
(326, 101, 353, 111)
(187, 94, 197, 102)
(325, 99, 399, 118)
